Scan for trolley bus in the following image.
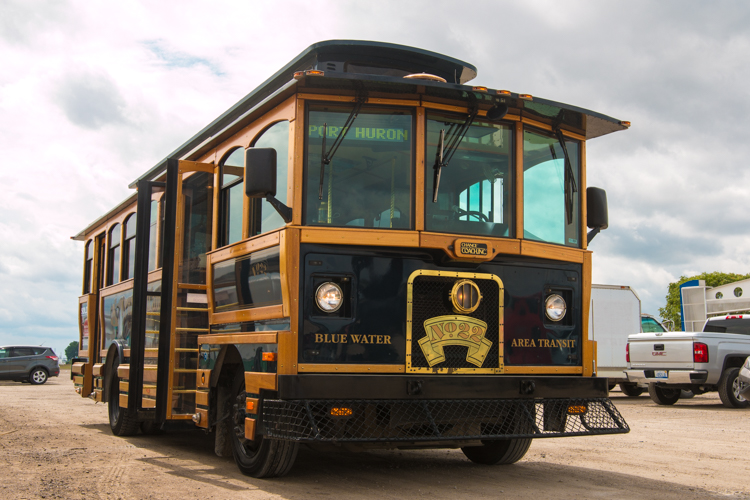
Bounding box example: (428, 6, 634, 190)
(72, 40, 629, 478)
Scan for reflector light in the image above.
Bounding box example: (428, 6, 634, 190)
(519, 94, 533, 100)
(262, 352, 277, 362)
(246, 400, 255, 412)
(727, 315, 743, 319)
(497, 90, 511, 95)
(620, 121, 631, 127)
(306, 70, 325, 76)
(693, 342, 709, 363)
(472, 86, 488, 93)
(293, 71, 305, 79)
(330, 407, 353, 417)
(567, 405, 587, 415)
(626, 343, 630, 363)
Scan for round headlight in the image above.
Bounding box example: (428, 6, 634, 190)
(545, 294, 567, 321)
(316, 282, 343, 313)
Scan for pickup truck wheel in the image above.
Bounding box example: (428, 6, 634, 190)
(619, 383, 644, 397)
(648, 384, 680, 405)
(718, 367, 749, 409)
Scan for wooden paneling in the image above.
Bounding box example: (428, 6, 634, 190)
(420, 233, 521, 260)
(196, 390, 209, 406)
(520, 241, 585, 263)
(211, 304, 284, 325)
(245, 397, 259, 414)
(197, 333, 279, 345)
(277, 331, 297, 375)
(244, 372, 277, 393)
(415, 107, 426, 231)
(292, 97, 305, 226)
(300, 227, 419, 248)
(582, 251, 594, 377)
(208, 232, 280, 264)
(580, 140, 588, 251)
(119, 394, 128, 408)
(196, 369, 211, 389)
(71, 362, 85, 375)
(298, 364, 405, 373)
(515, 121, 524, 239)
(244, 418, 256, 440)
(195, 408, 209, 429)
(117, 365, 129, 379)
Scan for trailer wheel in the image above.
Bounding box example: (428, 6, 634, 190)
(108, 362, 139, 436)
(461, 438, 532, 465)
(619, 383, 644, 397)
(718, 367, 749, 409)
(647, 384, 680, 405)
(230, 371, 298, 478)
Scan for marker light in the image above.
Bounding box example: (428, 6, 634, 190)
(497, 90, 511, 95)
(262, 352, 277, 362)
(545, 294, 567, 321)
(472, 86, 488, 93)
(316, 282, 343, 313)
(567, 404, 587, 415)
(693, 342, 709, 363)
(626, 343, 630, 363)
(330, 407, 353, 417)
(519, 94, 533, 101)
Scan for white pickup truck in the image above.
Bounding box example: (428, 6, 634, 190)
(624, 315, 750, 408)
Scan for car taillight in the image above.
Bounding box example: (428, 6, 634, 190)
(693, 342, 708, 363)
(46, 355, 58, 361)
(626, 343, 630, 363)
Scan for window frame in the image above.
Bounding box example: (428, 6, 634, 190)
(107, 223, 121, 286)
(301, 102, 416, 230)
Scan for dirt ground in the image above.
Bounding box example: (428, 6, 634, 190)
(1, 371, 749, 500)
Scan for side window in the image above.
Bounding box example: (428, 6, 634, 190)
(0, 348, 8, 359)
(148, 195, 163, 271)
(251, 120, 289, 235)
(13, 348, 35, 357)
(108, 224, 121, 285)
(122, 214, 136, 280)
(83, 240, 93, 294)
(219, 148, 245, 247)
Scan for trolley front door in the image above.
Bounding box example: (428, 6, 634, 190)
(160, 160, 214, 420)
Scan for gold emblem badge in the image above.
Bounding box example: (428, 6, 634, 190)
(419, 315, 493, 367)
(450, 279, 482, 314)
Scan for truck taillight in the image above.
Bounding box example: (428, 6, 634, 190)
(626, 343, 630, 363)
(693, 342, 708, 363)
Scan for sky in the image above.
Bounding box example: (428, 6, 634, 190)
(1, 0, 750, 359)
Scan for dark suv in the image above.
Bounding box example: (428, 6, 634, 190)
(0, 346, 60, 384)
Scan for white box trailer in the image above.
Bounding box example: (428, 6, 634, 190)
(589, 285, 642, 392)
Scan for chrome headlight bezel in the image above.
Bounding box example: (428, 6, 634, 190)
(545, 294, 567, 322)
(316, 282, 344, 313)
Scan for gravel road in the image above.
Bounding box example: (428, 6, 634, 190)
(1, 371, 748, 499)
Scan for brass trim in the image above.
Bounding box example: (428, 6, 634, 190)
(406, 269, 504, 374)
(197, 332, 280, 345)
(450, 279, 482, 314)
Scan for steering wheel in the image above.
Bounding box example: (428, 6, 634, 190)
(455, 207, 489, 222)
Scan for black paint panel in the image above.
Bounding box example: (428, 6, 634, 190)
(299, 244, 581, 367)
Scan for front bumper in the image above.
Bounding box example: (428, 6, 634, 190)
(260, 397, 629, 443)
(625, 369, 708, 385)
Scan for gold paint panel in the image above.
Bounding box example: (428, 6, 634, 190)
(117, 365, 130, 379)
(195, 408, 209, 429)
(406, 269, 504, 374)
(196, 390, 209, 406)
(92, 364, 103, 376)
(119, 394, 128, 408)
(245, 417, 256, 440)
(245, 372, 277, 393)
(520, 240, 584, 263)
(300, 227, 419, 247)
(196, 370, 211, 389)
(197, 333, 279, 345)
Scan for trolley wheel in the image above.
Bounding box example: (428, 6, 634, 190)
(647, 383, 681, 405)
(461, 438, 532, 465)
(230, 371, 298, 478)
(108, 362, 139, 436)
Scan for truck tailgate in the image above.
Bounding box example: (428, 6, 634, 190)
(628, 333, 695, 369)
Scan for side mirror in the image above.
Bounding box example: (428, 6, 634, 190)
(245, 148, 277, 198)
(245, 148, 292, 223)
(586, 187, 608, 244)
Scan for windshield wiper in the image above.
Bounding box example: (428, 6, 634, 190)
(554, 128, 578, 225)
(432, 108, 477, 203)
(318, 98, 365, 200)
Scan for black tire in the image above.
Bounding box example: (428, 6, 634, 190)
(461, 438, 532, 465)
(608, 383, 616, 391)
(230, 371, 298, 478)
(108, 363, 139, 436)
(29, 368, 48, 385)
(648, 383, 680, 405)
(619, 383, 644, 397)
(718, 367, 749, 409)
